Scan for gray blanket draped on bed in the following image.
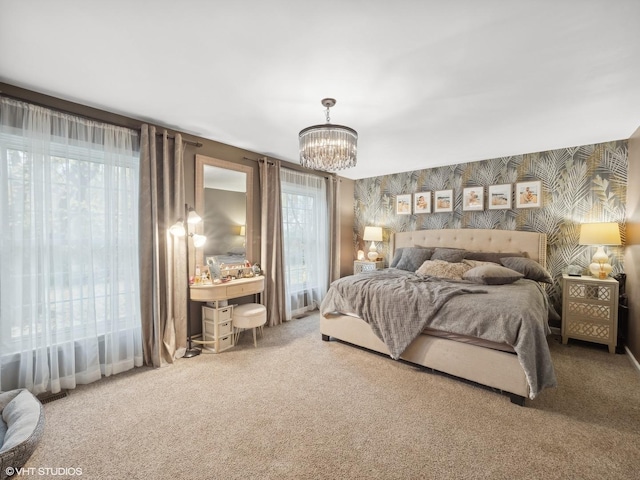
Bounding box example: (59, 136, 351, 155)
(320, 269, 557, 399)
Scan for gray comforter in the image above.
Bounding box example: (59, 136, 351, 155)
(320, 269, 557, 398)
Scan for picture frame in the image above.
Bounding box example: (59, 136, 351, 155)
(434, 189, 453, 213)
(395, 194, 412, 215)
(413, 191, 431, 214)
(462, 187, 484, 211)
(488, 184, 512, 210)
(515, 180, 542, 208)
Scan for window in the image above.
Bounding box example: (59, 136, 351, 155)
(280, 169, 329, 319)
(0, 98, 142, 394)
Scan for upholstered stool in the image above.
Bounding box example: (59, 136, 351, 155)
(232, 303, 267, 347)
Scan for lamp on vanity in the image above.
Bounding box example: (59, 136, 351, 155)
(363, 226, 383, 261)
(169, 204, 207, 358)
(578, 222, 621, 279)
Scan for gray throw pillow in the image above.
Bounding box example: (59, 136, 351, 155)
(500, 257, 553, 283)
(389, 248, 405, 268)
(464, 251, 524, 264)
(431, 247, 466, 263)
(394, 247, 434, 271)
(462, 264, 524, 285)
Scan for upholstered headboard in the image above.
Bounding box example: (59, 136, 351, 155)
(392, 229, 547, 268)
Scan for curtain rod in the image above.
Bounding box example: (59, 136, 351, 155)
(256, 156, 335, 180)
(254, 157, 274, 165)
(156, 132, 202, 148)
(1, 92, 202, 147)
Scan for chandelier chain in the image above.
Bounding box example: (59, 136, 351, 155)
(325, 105, 331, 124)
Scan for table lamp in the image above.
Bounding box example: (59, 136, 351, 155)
(363, 226, 383, 261)
(578, 222, 621, 279)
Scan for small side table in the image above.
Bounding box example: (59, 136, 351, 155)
(354, 260, 384, 274)
(561, 274, 619, 353)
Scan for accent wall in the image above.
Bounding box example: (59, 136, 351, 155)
(353, 140, 628, 318)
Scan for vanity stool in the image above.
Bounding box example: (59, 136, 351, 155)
(233, 303, 267, 347)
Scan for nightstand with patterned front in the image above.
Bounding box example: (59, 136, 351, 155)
(561, 274, 619, 353)
(354, 260, 384, 274)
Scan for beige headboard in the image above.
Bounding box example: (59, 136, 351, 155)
(392, 229, 547, 268)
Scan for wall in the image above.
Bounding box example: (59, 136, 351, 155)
(339, 178, 355, 278)
(625, 127, 640, 362)
(354, 140, 628, 319)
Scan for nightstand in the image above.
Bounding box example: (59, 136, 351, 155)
(562, 274, 619, 353)
(354, 260, 384, 274)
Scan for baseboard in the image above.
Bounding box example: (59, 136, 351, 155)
(626, 346, 640, 375)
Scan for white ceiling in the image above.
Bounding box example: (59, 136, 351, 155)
(1, 0, 639, 180)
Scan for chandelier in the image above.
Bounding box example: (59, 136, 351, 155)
(299, 98, 358, 171)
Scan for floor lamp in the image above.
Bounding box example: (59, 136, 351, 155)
(170, 204, 207, 358)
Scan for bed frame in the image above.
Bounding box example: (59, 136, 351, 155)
(320, 228, 548, 405)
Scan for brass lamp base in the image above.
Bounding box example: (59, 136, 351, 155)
(589, 261, 612, 279)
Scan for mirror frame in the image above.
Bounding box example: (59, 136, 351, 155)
(195, 154, 254, 269)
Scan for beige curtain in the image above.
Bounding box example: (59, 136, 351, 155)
(327, 175, 341, 283)
(139, 124, 187, 366)
(259, 158, 286, 326)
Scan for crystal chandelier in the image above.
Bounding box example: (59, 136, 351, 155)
(299, 98, 358, 171)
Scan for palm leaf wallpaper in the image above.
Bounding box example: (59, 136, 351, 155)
(353, 140, 628, 316)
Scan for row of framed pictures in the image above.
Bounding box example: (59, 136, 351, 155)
(396, 181, 542, 214)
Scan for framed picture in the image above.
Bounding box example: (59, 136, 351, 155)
(413, 191, 431, 214)
(462, 187, 484, 211)
(515, 180, 542, 208)
(395, 194, 412, 215)
(434, 190, 453, 213)
(488, 184, 512, 210)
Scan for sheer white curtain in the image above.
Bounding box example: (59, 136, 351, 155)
(0, 97, 143, 394)
(280, 168, 329, 319)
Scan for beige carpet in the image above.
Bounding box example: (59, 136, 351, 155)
(26, 313, 640, 479)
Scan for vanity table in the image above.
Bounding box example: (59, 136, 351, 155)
(190, 276, 265, 352)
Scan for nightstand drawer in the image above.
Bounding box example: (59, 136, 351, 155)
(354, 260, 384, 274)
(565, 283, 616, 304)
(566, 302, 614, 322)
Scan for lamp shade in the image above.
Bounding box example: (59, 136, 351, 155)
(169, 220, 186, 237)
(579, 223, 621, 246)
(363, 226, 383, 242)
(187, 208, 202, 224)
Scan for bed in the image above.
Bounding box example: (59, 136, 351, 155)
(320, 228, 557, 405)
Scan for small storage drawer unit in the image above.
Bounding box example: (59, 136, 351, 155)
(562, 274, 619, 353)
(201, 305, 234, 353)
(354, 260, 384, 274)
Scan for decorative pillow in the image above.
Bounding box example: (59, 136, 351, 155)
(416, 260, 472, 279)
(389, 248, 404, 268)
(500, 257, 553, 283)
(394, 247, 434, 271)
(462, 259, 496, 269)
(464, 251, 525, 264)
(462, 264, 524, 285)
(430, 247, 467, 263)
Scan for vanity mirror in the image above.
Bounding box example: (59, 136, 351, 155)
(195, 155, 254, 271)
